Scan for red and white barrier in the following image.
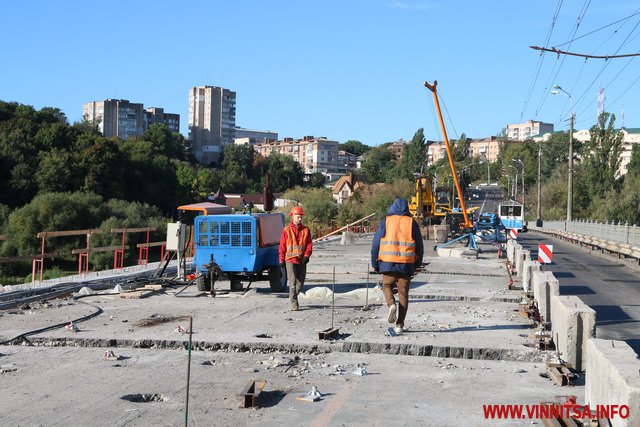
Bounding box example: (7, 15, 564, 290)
(538, 244, 553, 264)
(509, 229, 518, 240)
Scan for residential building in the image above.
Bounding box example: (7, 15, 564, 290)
(145, 107, 180, 133)
(388, 138, 407, 161)
(82, 99, 145, 139)
(337, 150, 358, 173)
(428, 136, 511, 164)
(332, 173, 369, 204)
(234, 127, 278, 146)
(506, 120, 554, 141)
(254, 136, 341, 173)
(188, 86, 236, 164)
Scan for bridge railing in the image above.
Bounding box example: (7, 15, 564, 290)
(543, 219, 640, 246)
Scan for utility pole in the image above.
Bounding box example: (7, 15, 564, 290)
(567, 112, 574, 222)
(536, 144, 542, 226)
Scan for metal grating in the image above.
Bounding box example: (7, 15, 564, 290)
(198, 222, 208, 234)
(242, 222, 252, 233)
(231, 222, 240, 233)
(242, 235, 252, 246)
(221, 222, 230, 233)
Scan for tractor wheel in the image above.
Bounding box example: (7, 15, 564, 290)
(230, 276, 243, 292)
(196, 274, 211, 292)
(268, 266, 284, 292)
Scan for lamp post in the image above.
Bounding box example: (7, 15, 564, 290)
(551, 85, 574, 223)
(536, 143, 543, 226)
(511, 158, 524, 214)
(508, 164, 518, 199)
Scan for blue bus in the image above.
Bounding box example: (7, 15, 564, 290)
(498, 200, 525, 231)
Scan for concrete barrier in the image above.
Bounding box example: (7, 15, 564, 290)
(507, 240, 516, 263)
(512, 244, 523, 271)
(531, 271, 559, 324)
(433, 225, 449, 243)
(550, 295, 596, 371)
(340, 231, 354, 245)
(515, 249, 530, 278)
(521, 260, 540, 293)
(585, 338, 640, 427)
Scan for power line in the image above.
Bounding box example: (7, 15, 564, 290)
(553, 8, 640, 48)
(530, 45, 640, 59)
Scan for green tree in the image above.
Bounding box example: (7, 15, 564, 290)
(453, 133, 469, 162)
(398, 128, 426, 179)
(309, 172, 326, 188)
(362, 144, 396, 182)
(582, 112, 624, 200)
(36, 148, 76, 194)
(220, 144, 256, 192)
(265, 152, 304, 193)
(281, 187, 337, 235)
(339, 140, 370, 156)
(627, 144, 640, 177)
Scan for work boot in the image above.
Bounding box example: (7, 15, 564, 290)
(291, 303, 300, 311)
(387, 304, 397, 323)
(394, 324, 404, 334)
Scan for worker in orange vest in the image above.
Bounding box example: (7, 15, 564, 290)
(279, 206, 313, 311)
(371, 198, 424, 334)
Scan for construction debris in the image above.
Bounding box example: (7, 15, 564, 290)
(296, 385, 322, 402)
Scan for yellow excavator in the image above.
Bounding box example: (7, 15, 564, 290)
(408, 174, 451, 225)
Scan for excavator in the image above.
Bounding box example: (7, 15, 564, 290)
(408, 174, 455, 226)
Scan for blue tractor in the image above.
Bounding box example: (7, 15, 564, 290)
(193, 212, 285, 294)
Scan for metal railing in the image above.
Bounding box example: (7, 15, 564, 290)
(543, 219, 640, 246)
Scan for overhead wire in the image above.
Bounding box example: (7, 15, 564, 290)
(532, 0, 593, 120)
(519, 0, 564, 121)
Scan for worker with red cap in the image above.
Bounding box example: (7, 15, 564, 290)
(279, 205, 313, 311)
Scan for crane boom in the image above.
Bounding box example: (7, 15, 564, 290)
(424, 81, 473, 229)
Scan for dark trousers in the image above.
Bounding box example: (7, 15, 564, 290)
(382, 272, 411, 326)
(286, 263, 306, 307)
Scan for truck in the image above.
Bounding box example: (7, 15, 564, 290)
(193, 212, 285, 294)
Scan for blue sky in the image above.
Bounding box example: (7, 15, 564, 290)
(2, 0, 639, 145)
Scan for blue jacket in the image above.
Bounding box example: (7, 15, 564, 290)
(371, 198, 424, 276)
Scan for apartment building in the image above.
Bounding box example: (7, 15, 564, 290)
(427, 136, 510, 164)
(573, 127, 640, 176)
(234, 127, 278, 146)
(145, 107, 180, 133)
(83, 99, 145, 139)
(188, 86, 236, 165)
(506, 120, 554, 141)
(388, 138, 408, 161)
(254, 136, 341, 173)
(82, 100, 180, 139)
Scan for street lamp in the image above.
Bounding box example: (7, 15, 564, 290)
(508, 164, 518, 199)
(536, 143, 543, 227)
(511, 158, 524, 210)
(551, 84, 574, 223)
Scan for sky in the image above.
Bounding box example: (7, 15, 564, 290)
(2, 0, 640, 146)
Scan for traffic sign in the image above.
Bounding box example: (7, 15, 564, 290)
(538, 244, 554, 264)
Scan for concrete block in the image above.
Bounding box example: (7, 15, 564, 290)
(506, 240, 516, 263)
(585, 338, 640, 427)
(531, 271, 559, 323)
(340, 231, 354, 245)
(550, 295, 596, 371)
(512, 245, 522, 270)
(433, 225, 449, 243)
(515, 250, 530, 278)
(521, 260, 540, 293)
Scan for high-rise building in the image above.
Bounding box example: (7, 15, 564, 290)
(506, 120, 554, 141)
(188, 86, 236, 164)
(234, 127, 278, 146)
(145, 107, 180, 133)
(82, 99, 145, 139)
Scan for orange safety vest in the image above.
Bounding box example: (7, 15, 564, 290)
(378, 215, 416, 264)
(284, 225, 311, 261)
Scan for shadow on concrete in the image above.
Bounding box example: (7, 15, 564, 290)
(560, 285, 596, 295)
(259, 390, 287, 408)
(624, 339, 640, 357)
(590, 305, 632, 322)
(553, 272, 575, 278)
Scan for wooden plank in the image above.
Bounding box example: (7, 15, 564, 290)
(37, 229, 102, 238)
(136, 242, 166, 248)
(110, 227, 156, 233)
(318, 327, 340, 340)
(72, 245, 129, 255)
(0, 252, 59, 264)
(142, 284, 164, 290)
(120, 290, 155, 299)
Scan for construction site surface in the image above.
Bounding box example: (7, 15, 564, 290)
(0, 235, 592, 426)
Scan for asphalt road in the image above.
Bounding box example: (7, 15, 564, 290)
(517, 231, 640, 356)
